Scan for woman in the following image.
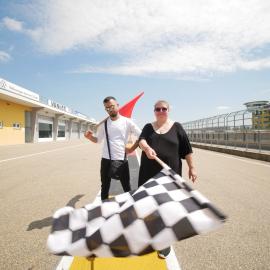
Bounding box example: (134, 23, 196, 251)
(138, 100, 197, 259)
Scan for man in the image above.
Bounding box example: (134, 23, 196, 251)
(85, 96, 141, 200)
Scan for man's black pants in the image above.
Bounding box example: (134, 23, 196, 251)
(100, 158, 131, 200)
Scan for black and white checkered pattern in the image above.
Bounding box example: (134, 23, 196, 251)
(47, 168, 226, 257)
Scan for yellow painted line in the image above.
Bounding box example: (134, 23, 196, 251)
(70, 252, 167, 270)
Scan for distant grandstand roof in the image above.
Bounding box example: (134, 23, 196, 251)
(244, 100, 269, 111)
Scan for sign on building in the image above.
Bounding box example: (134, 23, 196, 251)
(0, 78, 40, 101)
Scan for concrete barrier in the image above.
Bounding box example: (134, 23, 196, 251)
(191, 143, 270, 162)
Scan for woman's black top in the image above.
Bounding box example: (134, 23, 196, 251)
(138, 122, 192, 186)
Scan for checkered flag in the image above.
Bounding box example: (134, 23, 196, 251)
(47, 168, 226, 257)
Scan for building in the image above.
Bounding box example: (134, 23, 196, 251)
(0, 78, 97, 145)
(244, 101, 270, 129)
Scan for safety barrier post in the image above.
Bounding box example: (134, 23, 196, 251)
(258, 130, 262, 153)
(246, 130, 248, 151)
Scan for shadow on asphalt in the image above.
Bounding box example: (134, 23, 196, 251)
(26, 194, 85, 231)
(27, 156, 139, 231)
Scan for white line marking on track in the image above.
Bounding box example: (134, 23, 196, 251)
(196, 148, 270, 168)
(135, 150, 141, 166)
(56, 256, 73, 270)
(0, 144, 86, 164)
(166, 247, 181, 270)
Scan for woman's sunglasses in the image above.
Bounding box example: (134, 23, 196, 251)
(154, 107, 168, 112)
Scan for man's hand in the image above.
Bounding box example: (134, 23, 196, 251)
(84, 130, 93, 140)
(125, 146, 134, 154)
(125, 140, 139, 154)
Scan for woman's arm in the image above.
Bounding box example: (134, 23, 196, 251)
(185, 153, 197, 182)
(139, 139, 157, 159)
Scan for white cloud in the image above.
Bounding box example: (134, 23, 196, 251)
(2, 17, 24, 32)
(0, 51, 11, 62)
(237, 58, 270, 70)
(216, 106, 230, 111)
(260, 89, 270, 94)
(4, 0, 270, 77)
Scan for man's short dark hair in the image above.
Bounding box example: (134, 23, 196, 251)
(103, 96, 116, 103)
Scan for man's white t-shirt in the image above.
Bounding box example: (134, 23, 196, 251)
(97, 115, 141, 160)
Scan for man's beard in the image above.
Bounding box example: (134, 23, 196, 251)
(110, 112, 118, 118)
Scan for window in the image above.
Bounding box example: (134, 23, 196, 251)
(72, 122, 79, 132)
(13, 123, 21, 129)
(39, 122, 52, 138)
(58, 125, 65, 137)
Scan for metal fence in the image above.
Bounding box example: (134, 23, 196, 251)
(182, 109, 270, 152)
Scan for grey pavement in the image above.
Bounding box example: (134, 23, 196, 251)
(0, 141, 270, 269)
(0, 140, 101, 270)
(175, 148, 270, 270)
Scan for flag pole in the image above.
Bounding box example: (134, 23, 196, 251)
(153, 156, 171, 170)
(88, 92, 144, 132)
(95, 117, 109, 129)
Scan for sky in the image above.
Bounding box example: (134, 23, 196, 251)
(0, 0, 270, 128)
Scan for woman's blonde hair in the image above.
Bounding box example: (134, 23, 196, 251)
(154, 100, 170, 110)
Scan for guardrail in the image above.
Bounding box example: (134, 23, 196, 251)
(186, 129, 270, 152)
(183, 108, 270, 152)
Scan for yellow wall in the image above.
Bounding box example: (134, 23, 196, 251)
(252, 109, 270, 129)
(0, 99, 32, 145)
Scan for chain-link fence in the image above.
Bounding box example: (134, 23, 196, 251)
(182, 108, 270, 152)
